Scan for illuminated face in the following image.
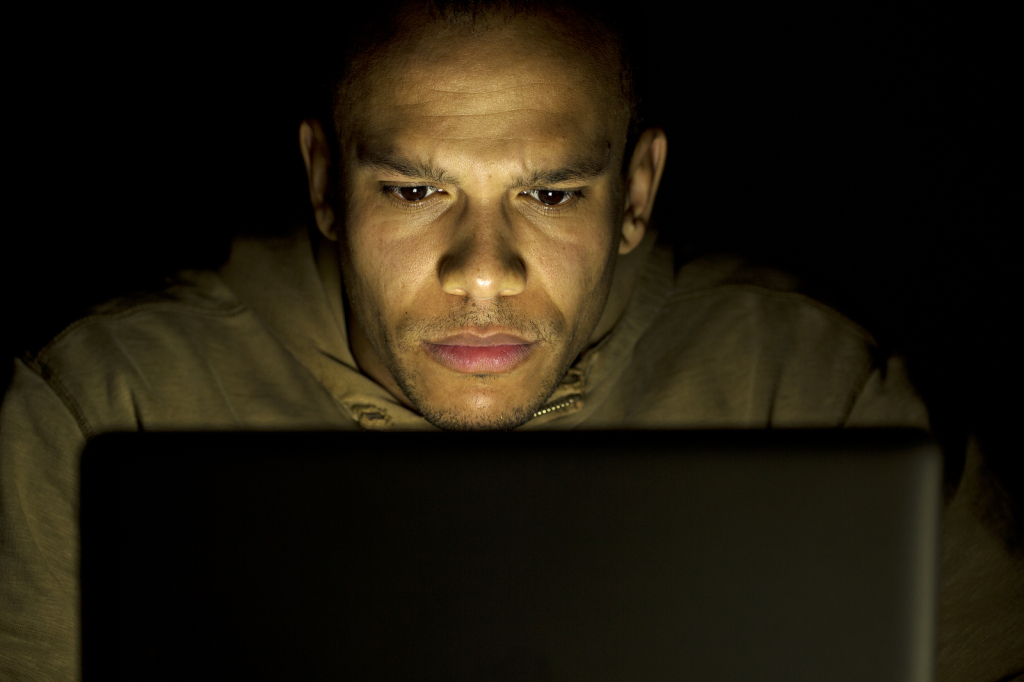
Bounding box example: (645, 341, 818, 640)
(322, 12, 650, 430)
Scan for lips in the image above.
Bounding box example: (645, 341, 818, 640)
(423, 332, 536, 374)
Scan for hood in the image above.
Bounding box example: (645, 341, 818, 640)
(218, 224, 670, 429)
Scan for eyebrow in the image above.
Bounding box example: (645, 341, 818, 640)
(513, 159, 608, 188)
(356, 143, 610, 189)
(357, 145, 455, 185)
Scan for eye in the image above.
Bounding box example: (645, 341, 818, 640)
(523, 189, 577, 207)
(386, 185, 443, 202)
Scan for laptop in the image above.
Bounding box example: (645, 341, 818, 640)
(80, 429, 941, 681)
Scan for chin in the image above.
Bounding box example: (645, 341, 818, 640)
(388, 348, 571, 431)
(417, 402, 539, 431)
(409, 380, 551, 431)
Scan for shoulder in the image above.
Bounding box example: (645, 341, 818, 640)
(34, 270, 246, 354)
(611, 249, 922, 427)
(25, 269, 253, 393)
(17, 270, 282, 434)
(7, 264, 355, 438)
(659, 251, 878, 355)
(28, 270, 248, 367)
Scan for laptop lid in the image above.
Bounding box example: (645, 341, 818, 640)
(80, 429, 940, 681)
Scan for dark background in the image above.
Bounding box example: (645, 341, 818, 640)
(4, 8, 1012, 471)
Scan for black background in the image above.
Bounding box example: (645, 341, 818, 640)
(4, 7, 1012, 450)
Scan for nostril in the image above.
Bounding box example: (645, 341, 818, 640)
(438, 241, 526, 298)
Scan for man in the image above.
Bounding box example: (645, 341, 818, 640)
(285, 0, 926, 434)
(0, 1, 950, 679)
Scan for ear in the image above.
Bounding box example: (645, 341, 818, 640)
(619, 128, 668, 255)
(299, 119, 338, 241)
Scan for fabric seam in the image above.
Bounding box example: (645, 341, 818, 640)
(35, 301, 248, 362)
(10, 359, 91, 603)
(666, 284, 881, 348)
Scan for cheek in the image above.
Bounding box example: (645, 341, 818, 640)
(526, 220, 617, 313)
(345, 213, 439, 314)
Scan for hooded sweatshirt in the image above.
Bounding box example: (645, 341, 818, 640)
(4, 227, 1014, 681)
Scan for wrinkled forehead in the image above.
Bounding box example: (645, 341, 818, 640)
(336, 9, 629, 156)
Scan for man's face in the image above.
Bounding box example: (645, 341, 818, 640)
(333, 12, 634, 430)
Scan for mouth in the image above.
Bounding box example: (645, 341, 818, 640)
(423, 331, 536, 374)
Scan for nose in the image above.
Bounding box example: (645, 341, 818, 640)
(438, 206, 526, 300)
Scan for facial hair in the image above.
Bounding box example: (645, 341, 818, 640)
(369, 297, 572, 430)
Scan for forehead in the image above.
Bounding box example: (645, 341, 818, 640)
(339, 11, 627, 170)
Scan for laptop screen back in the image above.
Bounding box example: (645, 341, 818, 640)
(80, 429, 940, 681)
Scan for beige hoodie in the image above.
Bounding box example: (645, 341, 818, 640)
(4, 226, 1015, 681)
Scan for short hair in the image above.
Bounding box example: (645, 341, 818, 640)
(311, 0, 643, 176)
